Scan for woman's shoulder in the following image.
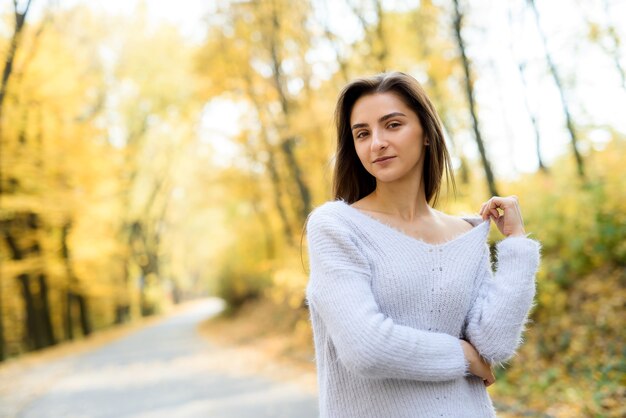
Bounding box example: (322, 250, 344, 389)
(309, 200, 349, 222)
(436, 210, 476, 231)
(307, 200, 356, 232)
(433, 209, 487, 232)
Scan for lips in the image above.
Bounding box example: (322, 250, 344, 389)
(373, 156, 395, 163)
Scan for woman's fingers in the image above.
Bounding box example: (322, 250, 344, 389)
(480, 199, 500, 220)
(479, 202, 487, 218)
(480, 196, 517, 220)
(482, 366, 496, 387)
(461, 340, 496, 386)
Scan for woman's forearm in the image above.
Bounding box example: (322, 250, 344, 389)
(463, 236, 541, 364)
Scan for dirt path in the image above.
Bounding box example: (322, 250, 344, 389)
(0, 298, 318, 418)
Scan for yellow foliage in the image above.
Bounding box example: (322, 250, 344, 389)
(2, 4, 624, 416)
(267, 258, 309, 310)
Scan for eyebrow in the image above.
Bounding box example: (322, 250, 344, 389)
(351, 112, 407, 130)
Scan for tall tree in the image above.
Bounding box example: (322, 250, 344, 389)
(507, 8, 548, 173)
(0, 0, 33, 122)
(518, 61, 549, 173)
(0, 0, 34, 362)
(412, 0, 471, 186)
(265, 0, 313, 225)
(244, 73, 295, 245)
(198, 7, 298, 245)
(347, 0, 389, 72)
(198, 0, 315, 242)
(3, 212, 56, 351)
(528, 0, 585, 178)
(61, 220, 91, 339)
(317, 0, 351, 85)
(451, 0, 499, 197)
(104, 18, 199, 316)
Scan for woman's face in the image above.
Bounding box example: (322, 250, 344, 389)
(350, 92, 427, 185)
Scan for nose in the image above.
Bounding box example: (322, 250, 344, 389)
(370, 128, 388, 151)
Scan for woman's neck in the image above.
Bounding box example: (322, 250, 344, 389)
(362, 176, 433, 223)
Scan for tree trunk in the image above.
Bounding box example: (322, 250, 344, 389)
(115, 303, 130, 325)
(517, 62, 548, 172)
(413, 3, 469, 187)
(373, 0, 388, 72)
(17, 274, 44, 350)
(347, 0, 388, 72)
(17, 272, 55, 350)
(280, 137, 312, 223)
(114, 259, 131, 325)
(65, 292, 74, 340)
(601, 0, 626, 91)
(37, 273, 56, 345)
(0, 0, 34, 363)
(243, 73, 295, 245)
(452, 0, 499, 197)
(0, 0, 33, 113)
(267, 0, 312, 225)
(76, 294, 91, 336)
(29, 215, 54, 349)
(0, 0, 33, 191)
(64, 292, 92, 338)
(528, 0, 584, 178)
(3, 211, 54, 353)
(130, 220, 160, 316)
(61, 221, 73, 340)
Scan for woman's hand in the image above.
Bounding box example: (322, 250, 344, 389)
(461, 340, 496, 387)
(479, 195, 526, 237)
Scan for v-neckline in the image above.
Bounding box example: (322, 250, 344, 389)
(338, 200, 490, 249)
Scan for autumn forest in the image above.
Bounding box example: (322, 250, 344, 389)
(0, 0, 624, 416)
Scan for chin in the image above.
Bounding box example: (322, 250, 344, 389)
(369, 163, 422, 184)
(366, 167, 402, 182)
(372, 173, 404, 183)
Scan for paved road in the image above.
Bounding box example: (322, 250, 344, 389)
(0, 298, 318, 418)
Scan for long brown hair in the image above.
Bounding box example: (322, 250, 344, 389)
(333, 71, 456, 207)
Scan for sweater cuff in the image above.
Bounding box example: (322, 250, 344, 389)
(496, 236, 541, 277)
(459, 341, 472, 377)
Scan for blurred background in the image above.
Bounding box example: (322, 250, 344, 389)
(0, 0, 624, 417)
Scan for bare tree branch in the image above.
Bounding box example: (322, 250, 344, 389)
(451, 0, 499, 197)
(528, 0, 585, 178)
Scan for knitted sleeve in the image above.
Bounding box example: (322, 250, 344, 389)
(463, 236, 541, 365)
(305, 206, 469, 381)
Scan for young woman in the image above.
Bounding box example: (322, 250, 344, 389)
(305, 72, 541, 417)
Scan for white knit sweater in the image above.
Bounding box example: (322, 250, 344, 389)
(305, 200, 541, 418)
